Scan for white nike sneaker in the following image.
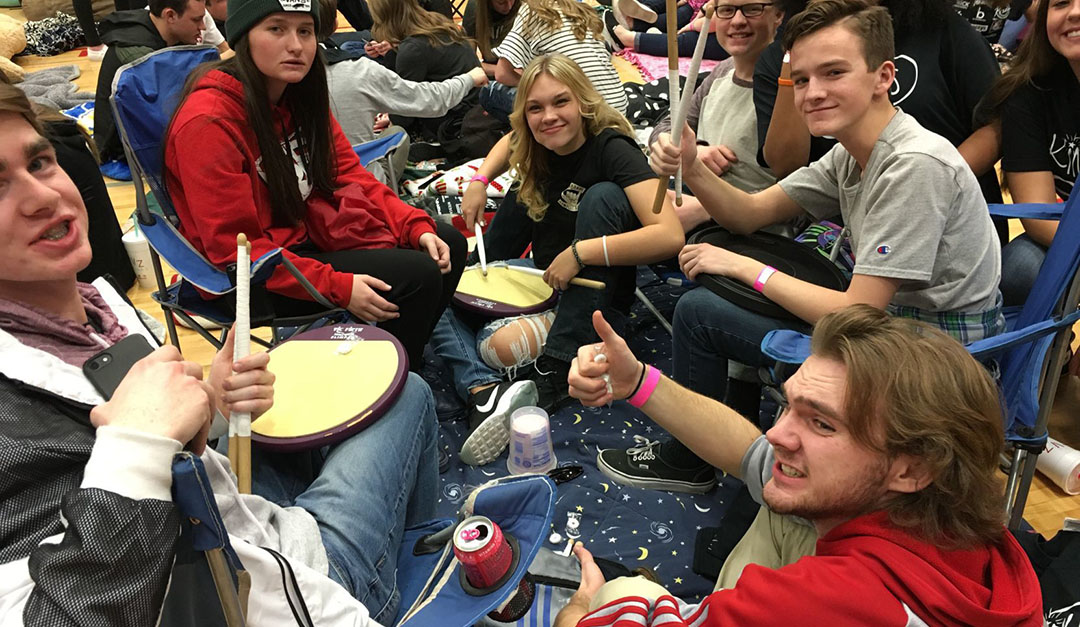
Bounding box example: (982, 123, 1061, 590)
(459, 380, 538, 466)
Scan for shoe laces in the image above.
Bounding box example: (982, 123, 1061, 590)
(627, 435, 660, 462)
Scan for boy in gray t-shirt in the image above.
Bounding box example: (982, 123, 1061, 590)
(779, 109, 1002, 322)
(601, 1, 1004, 497)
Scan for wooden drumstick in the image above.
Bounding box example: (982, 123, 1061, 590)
(504, 264, 607, 290)
(651, 0, 682, 214)
(233, 233, 252, 494)
(672, 5, 715, 206)
(474, 222, 488, 277)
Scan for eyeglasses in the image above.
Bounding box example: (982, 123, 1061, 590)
(712, 2, 773, 19)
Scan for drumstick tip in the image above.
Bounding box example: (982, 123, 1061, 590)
(237, 233, 250, 253)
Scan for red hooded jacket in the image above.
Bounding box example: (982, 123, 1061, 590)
(164, 69, 436, 307)
(579, 512, 1042, 627)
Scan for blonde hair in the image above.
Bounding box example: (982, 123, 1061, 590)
(508, 53, 634, 221)
(810, 305, 1007, 549)
(369, 0, 469, 47)
(519, 0, 601, 43)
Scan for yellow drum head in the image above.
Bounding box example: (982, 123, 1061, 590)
(453, 266, 558, 316)
(251, 325, 407, 450)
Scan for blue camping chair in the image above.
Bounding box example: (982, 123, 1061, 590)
(111, 45, 406, 350)
(171, 453, 556, 626)
(761, 178, 1080, 530)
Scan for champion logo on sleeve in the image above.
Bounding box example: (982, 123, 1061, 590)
(876, 245, 891, 255)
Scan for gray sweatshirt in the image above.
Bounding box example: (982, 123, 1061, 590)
(326, 50, 475, 182)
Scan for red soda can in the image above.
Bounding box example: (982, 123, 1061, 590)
(453, 515, 514, 589)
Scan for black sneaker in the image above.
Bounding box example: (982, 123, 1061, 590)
(602, 11, 624, 52)
(597, 436, 717, 494)
(460, 380, 538, 466)
(525, 354, 573, 413)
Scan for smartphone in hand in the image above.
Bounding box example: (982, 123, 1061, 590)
(83, 335, 155, 400)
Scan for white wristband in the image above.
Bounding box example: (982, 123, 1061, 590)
(602, 235, 611, 267)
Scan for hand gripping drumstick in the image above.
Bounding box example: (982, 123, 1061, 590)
(474, 222, 488, 277)
(501, 263, 607, 290)
(233, 233, 252, 494)
(651, 0, 682, 214)
(671, 5, 715, 206)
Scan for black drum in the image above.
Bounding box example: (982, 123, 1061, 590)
(687, 226, 850, 321)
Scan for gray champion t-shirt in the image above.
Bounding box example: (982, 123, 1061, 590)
(778, 111, 1001, 314)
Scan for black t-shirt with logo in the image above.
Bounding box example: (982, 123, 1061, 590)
(754, 11, 1001, 201)
(952, 0, 1031, 44)
(531, 128, 655, 269)
(1000, 61, 1080, 200)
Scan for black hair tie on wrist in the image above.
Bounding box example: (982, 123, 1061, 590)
(625, 361, 647, 400)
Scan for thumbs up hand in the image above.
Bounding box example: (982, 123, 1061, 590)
(569, 311, 645, 406)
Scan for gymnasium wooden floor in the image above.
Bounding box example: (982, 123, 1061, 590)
(5, 5, 1079, 537)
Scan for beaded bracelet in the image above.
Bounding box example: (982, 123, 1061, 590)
(571, 239, 585, 269)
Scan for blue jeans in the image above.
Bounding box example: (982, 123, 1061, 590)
(432, 182, 641, 396)
(479, 82, 517, 126)
(430, 258, 538, 400)
(249, 373, 439, 624)
(672, 287, 810, 402)
(1000, 234, 1046, 307)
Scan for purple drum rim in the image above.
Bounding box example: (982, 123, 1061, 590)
(251, 324, 409, 452)
(451, 290, 559, 318)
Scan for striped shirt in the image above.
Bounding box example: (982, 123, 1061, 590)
(493, 5, 628, 114)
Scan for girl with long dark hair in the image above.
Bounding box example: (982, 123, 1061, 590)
(982, 0, 1080, 306)
(163, 0, 467, 368)
(464, 0, 522, 77)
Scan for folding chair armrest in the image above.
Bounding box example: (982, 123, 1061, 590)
(965, 309, 1080, 359)
(761, 329, 812, 365)
(987, 202, 1065, 221)
(354, 131, 407, 168)
(171, 452, 243, 568)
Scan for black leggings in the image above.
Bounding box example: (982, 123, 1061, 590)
(270, 221, 467, 370)
(73, 0, 145, 47)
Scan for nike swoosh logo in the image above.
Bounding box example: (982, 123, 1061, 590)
(476, 388, 499, 413)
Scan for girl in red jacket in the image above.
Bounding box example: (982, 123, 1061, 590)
(163, 0, 466, 368)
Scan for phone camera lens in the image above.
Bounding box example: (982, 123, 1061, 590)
(88, 361, 100, 371)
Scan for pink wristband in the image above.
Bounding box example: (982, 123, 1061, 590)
(753, 265, 777, 293)
(628, 365, 661, 407)
(470, 174, 490, 186)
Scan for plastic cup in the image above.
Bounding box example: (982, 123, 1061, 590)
(507, 406, 557, 475)
(122, 228, 155, 289)
(1036, 437, 1080, 495)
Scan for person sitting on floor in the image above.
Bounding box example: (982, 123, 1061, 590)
(482, 0, 629, 122)
(433, 53, 683, 466)
(163, 0, 467, 370)
(648, 0, 784, 232)
(0, 80, 439, 626)
(556, 305, 1042, 627)
(603, 0, 1004, 495)
(316, 0, 488, 188)
(364, 0, 483, 143)
(602, 0, 731, 62)
(93, 0, 209, 169)
(464, 0, 523, 78)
